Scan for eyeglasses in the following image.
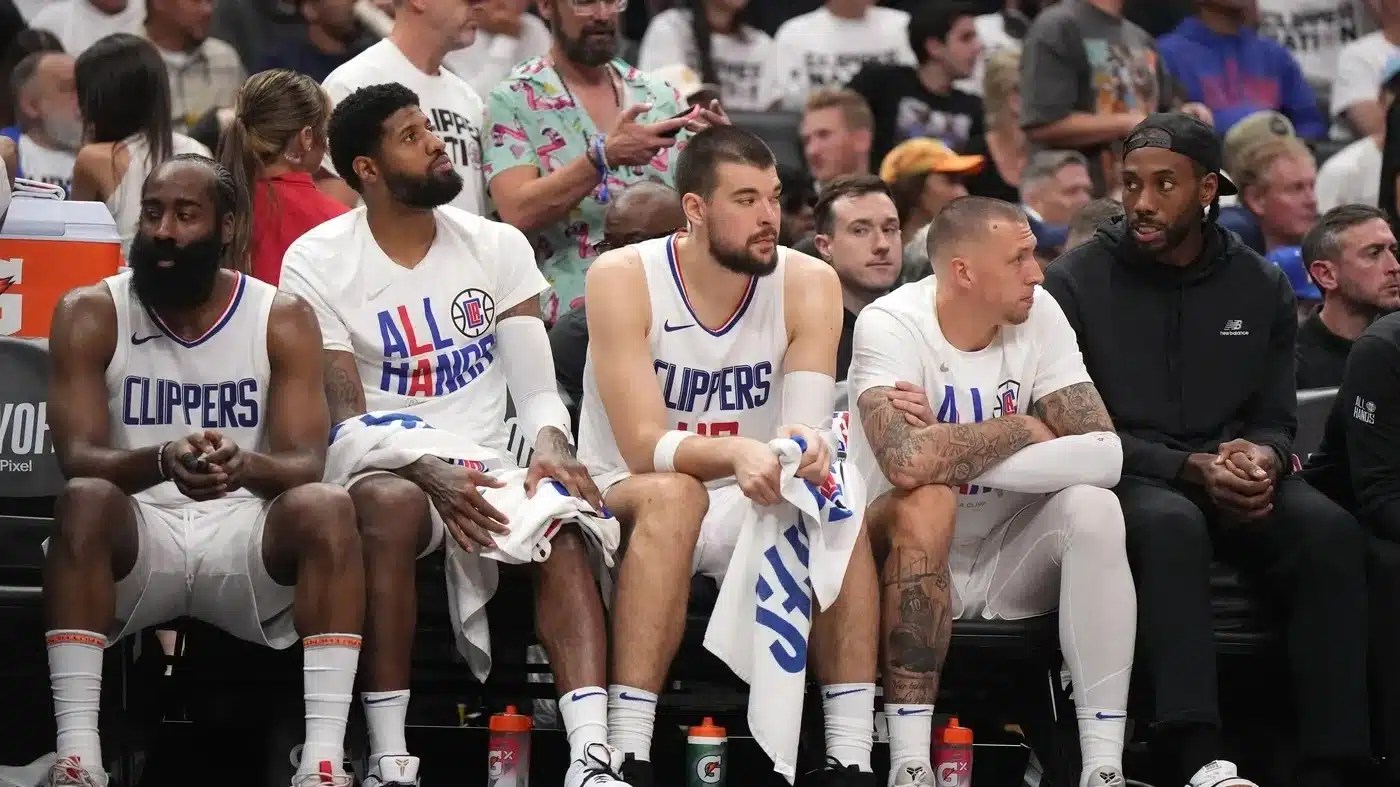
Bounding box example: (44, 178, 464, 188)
(568, 0, 628, 12)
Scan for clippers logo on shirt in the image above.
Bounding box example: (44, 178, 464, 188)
(653, 359, 774, 413)
(798, 49, 906, 89)
(430, 107, 483, 171)
(375, 296, 497, 398)
(936, 380, 1021, 497)
(120, 376, 259, 429)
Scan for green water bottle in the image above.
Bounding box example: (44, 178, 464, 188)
(686, 717, 727, 787)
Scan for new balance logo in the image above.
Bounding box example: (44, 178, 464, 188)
(1219, 319, 1248, 336)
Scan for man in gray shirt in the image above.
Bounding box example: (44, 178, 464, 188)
(1019, 0, 1206, 193)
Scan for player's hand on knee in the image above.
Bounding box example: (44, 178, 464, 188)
(731, 438, 783, 506)
(888, 381, 936, 427)
(164, 433, 228, 501)
(525, 431, 607, 513)
(415, 460, 510, 552)
(778, 424, 831, 485)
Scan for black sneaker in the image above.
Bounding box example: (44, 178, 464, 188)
(620, 754, 653, 787)
(799, 759, 878, 787)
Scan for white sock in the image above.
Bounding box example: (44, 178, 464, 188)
(822, 684, 875, 772)
(47, 630, 106, 775)
(299, 634, 361, 776)
(607, 685, 658, 761)
(885, 704, 936, 772)
(559, 686, 609, 761)
(362, 689, 411, 759)
(1075, 707, 1126, 785)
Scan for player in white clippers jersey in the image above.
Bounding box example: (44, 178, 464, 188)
(578, 126, 881, 787)
(847, 197, 1136, 787)
(279, 84, 623, 787)
(43, 155, 364, 787)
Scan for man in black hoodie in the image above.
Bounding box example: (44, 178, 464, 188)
(1043, 113, 1370, 787)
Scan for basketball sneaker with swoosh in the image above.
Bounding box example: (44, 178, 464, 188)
(565, 742, 637, 787)
(363, 754, 420, 786)
(1186, 760, 1258, 787)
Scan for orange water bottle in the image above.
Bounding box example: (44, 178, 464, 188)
(487, 705, 532, 787)
(934, 717, 973, 786)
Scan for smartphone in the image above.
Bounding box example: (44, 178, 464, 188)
(657, 107, 695, 138)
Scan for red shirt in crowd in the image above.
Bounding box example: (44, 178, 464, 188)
(250, 172, 348, 285)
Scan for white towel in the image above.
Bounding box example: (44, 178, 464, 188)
(12, 177, 65, 201)
(702, 436, 866, 783)
(326, 411, 621, 681)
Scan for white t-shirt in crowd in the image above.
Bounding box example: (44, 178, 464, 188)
(108, 132, 210, 256)
(323, 39, 487, 216)
(1257, 0, 1371, 85)
(955, 12, 1022, 97)
(1331, 31, 1400, 119)
(638, 9, 779, 111)
(444, 14, 552, 104)
(846, 278, 1092, 540)
(29, 0, 146, 55)
(17, 134, 76, 195)
(13, 0, 54, 22)
(1316, 135, 1383, 211)
(279, 206, 547, 455)
(772, 6, 916, 110)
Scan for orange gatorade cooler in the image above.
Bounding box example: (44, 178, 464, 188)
(0, 199, 122, 339)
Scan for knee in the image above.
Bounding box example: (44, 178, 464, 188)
(281, 482, 359, 556)
(349, 474, 428, 551)
(52, 477, 127, 552)
(1124, 493, 1210, 554)
(1057, 485, 1127, 546)
(621, 472, 709, 545)
(1291, 501, 1366, 562)
(882, 484, 957, 551)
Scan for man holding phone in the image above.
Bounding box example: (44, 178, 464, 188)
(484, 0, 728, 325)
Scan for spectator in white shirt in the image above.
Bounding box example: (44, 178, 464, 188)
(144, 0, 246, 134)
(444, 0, 551, 100)
(772, 0, 915, 110)
(1320, 55, 1400, 211)
(637, 0, 776, 111)
(1258, 0, 1372, 87)
(29, 0, 145, 55)
(8, 51, 81, 194)
(1332, 0, 1400, 137)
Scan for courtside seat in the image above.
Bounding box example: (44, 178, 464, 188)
(1295, 386, 1338, 460)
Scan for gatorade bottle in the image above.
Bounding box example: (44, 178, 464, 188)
(686, 717, 727, 787)
(487, 705, 532, 787)
(933, 717, 973, 787)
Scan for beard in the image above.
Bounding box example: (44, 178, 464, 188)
(710, 231, 779, 277)
(128, 229, 224, 311)
(384, 164, 463, 209)
(554, 16, 618, 67)
(43, 111, 84, 151)
(1129, 207, 1200, 257)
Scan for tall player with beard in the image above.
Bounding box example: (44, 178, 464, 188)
(577, 126, 882, 787)
(280, 84, 629, 787)
(42, 155, 365, 787)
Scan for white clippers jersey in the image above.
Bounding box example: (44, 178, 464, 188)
(104, 271, 276, 508)
(847, 278, 1091, 541)
(280, 207, 547, 456)
(577, 233, 789, 480)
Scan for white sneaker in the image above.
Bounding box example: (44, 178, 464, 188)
(47, 757, 106, 787)
(292, 759, 353, 786)
(363, 754, 421, 786)
(1083, 765, 1126, 787)
(565, 742, 634, 787)
(890, 760, 934, 786)
(1186, 761, 1258, 787)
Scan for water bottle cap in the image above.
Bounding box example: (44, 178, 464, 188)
(941, 716, 973, 745)
(490, 705, 533, 732)
(688, 716, 727, 737)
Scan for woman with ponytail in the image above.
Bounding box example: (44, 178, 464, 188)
(219, 68, 346, 285)
(637, 0, 775, 111)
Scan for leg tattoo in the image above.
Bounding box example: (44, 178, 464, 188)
(883, 548, 951, 705)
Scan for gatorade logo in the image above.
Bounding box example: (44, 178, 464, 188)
(937, 761, 969, 786)
(488, 750, 515, 777)
(695, 754, 722, 784)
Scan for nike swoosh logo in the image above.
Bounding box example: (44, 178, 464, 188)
(1095, 712, 1127, 720)
(663, 321, 694, 332)
(896, 708, 933, 716)
(823, 688, 867, 699)
(570, 690, 606, 701)
(363, 696, 400, 705)
(618, 692, 656, 703)
(131, 333, 163, 345)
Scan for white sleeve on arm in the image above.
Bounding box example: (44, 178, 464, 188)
(971, 432, 1123, 493)
(496, 315, 573, 444)
(781, 370, 837, 427)
(279, 247, 352, 352)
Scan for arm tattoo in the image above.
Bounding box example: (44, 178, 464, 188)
(858, 387, 1035, 487)
(1029, 381, 1115, 437)
(324, 356, 367, 424)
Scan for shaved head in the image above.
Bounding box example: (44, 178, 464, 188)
(603, 181, 685, 251)
(927, 196, 1029, 267)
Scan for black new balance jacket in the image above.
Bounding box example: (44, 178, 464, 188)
(1042, 218, 1298, 481)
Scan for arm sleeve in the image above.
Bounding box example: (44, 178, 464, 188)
(972, 432, 1123, 492)
(492, 222, 550, 313)
(1344, 335, 1400, 541)
(278, 245, 352, 352)
(846, 308, 926, 405)
(1241, 275, 1300, 470)
(1279, 49, 1327, 138)
(482, 83, 540, 185)
(1019, 16, 1083, 128)
(497, 316, 573, 444)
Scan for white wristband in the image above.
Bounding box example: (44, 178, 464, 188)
(653, 429, 696, 473)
